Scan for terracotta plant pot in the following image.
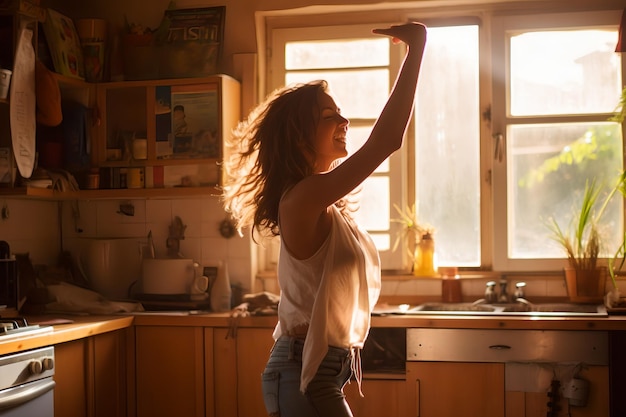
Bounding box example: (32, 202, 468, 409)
(564, 267, 607, 303)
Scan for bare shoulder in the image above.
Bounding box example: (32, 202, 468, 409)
(279, 183, 333, 260)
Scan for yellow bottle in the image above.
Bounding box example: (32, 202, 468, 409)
(413, 232, 437, 277)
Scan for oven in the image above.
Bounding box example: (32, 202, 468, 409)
(0, 318, 55, 417)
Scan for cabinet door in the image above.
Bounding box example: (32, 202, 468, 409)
(135, 326, 205, 417)
(344, 378, 409, 417)
(406, 361, 504, 417)
(54, 330, 127, 417)
(54, 339, 89, 417)
(212, 327, 275, 417)
(505, 365, 609, 417)
(93, 330, 128, 417)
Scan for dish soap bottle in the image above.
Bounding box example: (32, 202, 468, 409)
(210, 261, 232, 312)
(413, 232, 437, 276)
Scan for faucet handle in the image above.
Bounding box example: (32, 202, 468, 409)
(485, 281, 497, 303)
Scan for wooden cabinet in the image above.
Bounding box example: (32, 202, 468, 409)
(134, 325, 273, 417)
(405, 361, 504, 417)
(404, 328, 611, 417)
(212, 327, 275, 417)
(94, 75, 240, 191)
(134, 325, 207, 417)
(345, 377, 409, 417)
(55, 338, 89, 417)
(54, 328, 128, 417)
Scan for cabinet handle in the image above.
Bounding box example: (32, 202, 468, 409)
(415, 378, 420, 417)
(488, 344, 511, 350)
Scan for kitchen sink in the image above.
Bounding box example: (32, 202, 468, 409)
(393, 302, 608, 317)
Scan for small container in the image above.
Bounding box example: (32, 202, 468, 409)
(440, 266, 462, 302)
(126, 167, 144, 189)
(86, 168, 100, 189)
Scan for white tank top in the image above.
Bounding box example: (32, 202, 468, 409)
(273, 205, 381, 392)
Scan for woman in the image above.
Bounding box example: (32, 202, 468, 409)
(222, 22, 426, 417)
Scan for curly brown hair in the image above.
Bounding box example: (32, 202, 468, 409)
(221, 80, 330, 240)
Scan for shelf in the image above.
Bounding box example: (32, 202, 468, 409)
(0, 185, 222, 200)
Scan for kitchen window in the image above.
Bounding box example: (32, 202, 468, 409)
(491, 10, 623, 271)
(265, 6, 624, 274)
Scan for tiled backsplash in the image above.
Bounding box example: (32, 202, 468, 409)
(1, 197, 624, 301)
(0, 199, 59, 263)
(0, 196, 253, 293)
(380, 273, 626, 302)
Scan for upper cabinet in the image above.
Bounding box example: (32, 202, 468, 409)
(1, 74, 241, 200)
(93, 75, 240, 196)
(0, 2, 241, 200)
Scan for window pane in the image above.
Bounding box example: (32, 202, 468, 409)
(369, 233, 391, 251)
(508, 122, 623, 259)
(348, 125, 388, 173)
(510, 30, 620, 116)
(414, 25, 481, 267)
(353, 176, 390, 231)
(286, 38, 389, 70)
(286, 69, 389, 119)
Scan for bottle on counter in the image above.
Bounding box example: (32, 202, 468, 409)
(210, 261, 232, 312)
(413, 232, 437, 276)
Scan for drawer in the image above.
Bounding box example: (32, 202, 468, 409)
(407, 329, 608, 365)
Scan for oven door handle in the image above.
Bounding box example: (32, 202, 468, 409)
(0, 379, 55, 411)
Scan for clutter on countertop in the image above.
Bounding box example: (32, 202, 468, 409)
(15, 251, 143, 315)
(227, 291, 279, 339)
(45, 282, 144, 315)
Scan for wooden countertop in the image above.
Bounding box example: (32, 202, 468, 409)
(1, 311, 625, 356)
(0, 315, 133, 356)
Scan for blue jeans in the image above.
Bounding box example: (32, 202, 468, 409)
(262, 336, 354, 417)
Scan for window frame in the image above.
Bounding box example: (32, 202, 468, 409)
(256, 2, 625, 277)
(490, 9, 626, 271)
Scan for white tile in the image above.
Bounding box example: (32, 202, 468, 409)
(145, 200, 172, 224)
(415, 279, 441, 296)
(201, 237, 228, 265)
(546, 278, 568, 297)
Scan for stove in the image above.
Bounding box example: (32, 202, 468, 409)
(0, 317, 55, 416)
(0, 317, 53, 341)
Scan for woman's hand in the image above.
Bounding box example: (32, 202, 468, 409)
(372, 22, 427, 46)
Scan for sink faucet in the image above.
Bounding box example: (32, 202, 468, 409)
(498, 278, 509, 303)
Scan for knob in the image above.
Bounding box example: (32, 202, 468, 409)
(42, 357, 54, 371)
(29, 360, 43, 374)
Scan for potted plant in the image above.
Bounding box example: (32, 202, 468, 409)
(391, 204, 436, 276)
(548, 171, 626, 302)
(546, 87, 626, 304)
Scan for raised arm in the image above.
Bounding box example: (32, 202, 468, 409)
(279, 23, 426, 259)
(299, 23, 427, 208)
